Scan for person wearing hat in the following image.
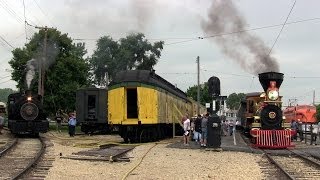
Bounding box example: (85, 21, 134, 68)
(68, 113, 77, 137)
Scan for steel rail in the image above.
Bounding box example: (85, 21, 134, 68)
(0, 138, 18, 157)
(288, 149, 320, 168)
(263, 150, 295, 180)
(11, 136, 46, 180)
(110, 146, 135, 162)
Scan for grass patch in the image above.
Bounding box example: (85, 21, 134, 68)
(49, 122, 81, 133)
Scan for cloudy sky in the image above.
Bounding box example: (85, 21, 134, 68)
(0, 0, 320, 106)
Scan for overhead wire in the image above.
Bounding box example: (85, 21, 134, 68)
(201, 68, 254, 78)
(72, 15, 320, 46)
(166, 16, 320, 46)
(0, 35, 14, 49)
(0, 0, 24, 23)
(267, 0, 296, 56)
(23, 0, 27, 43)
(32, 0, 56, 27)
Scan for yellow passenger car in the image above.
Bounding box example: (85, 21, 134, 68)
(108, 70, 204, 143)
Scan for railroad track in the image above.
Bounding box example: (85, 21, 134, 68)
(0, 137, 45, 180)
(21, 137, 55, 179)
(0, 137, 17, 157)
(263, 149, 320, 180)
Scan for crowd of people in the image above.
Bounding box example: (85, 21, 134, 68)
(182, 113, 209, 147)
(182, 113, 239, 147)
(291, 119, 320, 145)
(54, 110, 77, 137)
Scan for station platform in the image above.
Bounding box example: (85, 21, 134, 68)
(167, 131, 260, 153)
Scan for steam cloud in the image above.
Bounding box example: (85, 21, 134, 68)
(25, 39, 59, 89)
(201, 0, 279, 74)
(26, 59, 37, 89)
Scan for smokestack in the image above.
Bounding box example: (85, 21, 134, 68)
(258, 72, 284, 92)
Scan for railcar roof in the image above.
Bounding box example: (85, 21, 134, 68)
(245, 92, 262, 97)
(110, 70, 189, 101)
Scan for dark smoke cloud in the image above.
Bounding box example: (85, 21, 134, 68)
(131, 0, 156, 31)
(201, 0, 279, 74)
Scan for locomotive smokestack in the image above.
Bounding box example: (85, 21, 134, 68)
(258, 72, 284, 92)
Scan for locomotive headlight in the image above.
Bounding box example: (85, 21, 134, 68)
(27, 96, 32, 101)
(268, 90, 279, 100)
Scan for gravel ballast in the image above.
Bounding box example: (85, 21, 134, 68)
(45, 132, 263, 179)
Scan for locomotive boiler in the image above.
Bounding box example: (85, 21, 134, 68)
(7, 90, 48, 135)
(239, 72, 295, 148)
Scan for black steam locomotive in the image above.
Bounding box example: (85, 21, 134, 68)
(238, 72, 294, 148)
(7, 90, 49, 135)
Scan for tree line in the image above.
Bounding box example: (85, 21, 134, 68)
(8, 29, 163, 115)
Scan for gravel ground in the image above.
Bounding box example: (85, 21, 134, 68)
(44, 132, 263, 180)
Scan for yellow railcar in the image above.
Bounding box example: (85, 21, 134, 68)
(108, 70, 197, 143)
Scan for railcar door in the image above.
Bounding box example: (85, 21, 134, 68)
(126, 88, 138, 119)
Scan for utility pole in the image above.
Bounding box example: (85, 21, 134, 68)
(36, 26, 48, 102)
(313, 90, 315, 105)
(196, 56, 200, 115)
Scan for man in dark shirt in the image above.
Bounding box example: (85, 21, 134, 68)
(193, 114, 202, 143)
(201, 113, 209, 147)
(55, 110, 63, 133)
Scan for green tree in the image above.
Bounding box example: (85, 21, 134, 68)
(316, 104, 320, 122)
(186, 83, 211, 105)
(89, 33, 164, 84)
(226, 93, 246, 110)
(9, 29, 90, 114)
(0, 88, 17, 103)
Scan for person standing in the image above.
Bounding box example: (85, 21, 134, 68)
(183, 115, 191, 146)
(297, 120, 304, 141)
(0, 114, 4, 134)
(228, 120, 234, 136)
(200, 113, 209, 147)
(55, 110, 63, 133)
(193, 114, 202, 143)
(235, 120, 240, 130)
(222, 120, 228, 136)
(318, 121, 320, 144)
(68, 113, 77, 137)
(291, 120, 298, 141)
(311, 123, 318, 145)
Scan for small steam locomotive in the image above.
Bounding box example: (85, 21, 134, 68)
(239, 72, 295, 148)
(7, 90, 48, 135)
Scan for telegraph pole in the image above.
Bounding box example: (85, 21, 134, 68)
(313, 90, 315, 105)
(196, 56, 200, 115)
(35, 26, 48, 101)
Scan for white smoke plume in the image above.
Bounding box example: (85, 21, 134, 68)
(26, 59, 37, 89)
(25, 39, 59, 89)
(201, 0, 279, 74)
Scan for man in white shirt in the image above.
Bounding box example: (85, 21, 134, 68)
(183, 116, 191, 146)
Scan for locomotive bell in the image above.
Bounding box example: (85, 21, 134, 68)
(258, 72, 284, 92)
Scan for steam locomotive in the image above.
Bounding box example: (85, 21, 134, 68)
(238, 72, 295, 148)
(7, 90, 49, 135)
